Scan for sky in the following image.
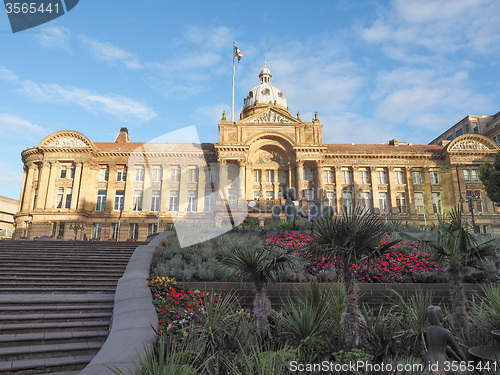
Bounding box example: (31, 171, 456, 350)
(0, 0, 499, 199)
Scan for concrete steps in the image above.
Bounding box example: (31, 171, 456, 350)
(0, 241, 144, 374)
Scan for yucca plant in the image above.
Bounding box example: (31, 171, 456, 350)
(313, 207, 395, 347)
(417, 206, 497, 328)
(469, 284, 500, 332)
(280, 280, 345, 359)
(221, 242, 296, 338)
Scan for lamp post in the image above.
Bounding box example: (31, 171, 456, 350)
(68, 223, 84, 240)
(459, 192, 480, 233)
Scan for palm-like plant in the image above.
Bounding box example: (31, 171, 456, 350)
(313, 208, 394, 347)
(419, 207, 497, 328)
(221, 243, 296, 338)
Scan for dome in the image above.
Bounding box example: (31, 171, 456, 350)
(243, 63, 288, 110)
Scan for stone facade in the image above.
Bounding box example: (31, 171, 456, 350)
(0, 196, 18, 238)
(13, 66, 500, 240)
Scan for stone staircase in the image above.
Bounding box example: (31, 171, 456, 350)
(0, 240, 145, 374)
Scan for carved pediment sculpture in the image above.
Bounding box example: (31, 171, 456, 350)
(48, 137, 90, 148)
(448, 140, 491, 152)
(248, 110, 295, 124)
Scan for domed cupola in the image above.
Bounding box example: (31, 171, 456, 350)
(242, 63, 288, 118)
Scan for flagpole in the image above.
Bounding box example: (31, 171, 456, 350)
(232, 41, 235, 122)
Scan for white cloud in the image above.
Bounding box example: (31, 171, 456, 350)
(184, 25, 232, 51)
(359, 0, 500, 57)
(35, 27, 71, 50)
(79, 35, 142, 70)
(18, 81, 157, 122)
(0, 67, 19, 83)
(0, 114, 46, 137)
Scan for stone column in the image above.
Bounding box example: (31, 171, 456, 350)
(370, 167, 380, 213)
(18, 165, 28, 211)
(161, 167, 169, 212)
(406, 168, 415, 215)
(387, 167, 397, 214)
(197, 166, 206, 212)
(296, 160, 304, 199)
(143, 166, 151, 212)
(35, 162, 50, 210)
(316, 161, 324, 201)
(70, 162, 83, 210)
(78, 162, 92, 211)
(423, 168, 433, 216)
(351, 166, 358, 207)
(44, 162, 58, 210)
(335, 167, 343, 214)
(106, 164, 117, 213)
(123, 165, 134, 212)
(218, 160, 228, 198)
(21, 162, 36, 211)
(178, 164, 189, 212)
(245, 164, 252, 201)
(238, 160, 246, 201)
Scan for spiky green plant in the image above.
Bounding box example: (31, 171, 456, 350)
(417, 206, 497, 328)
(221, 243, 296, 338)
(469, 284, 500, 332)
(313, 208, 395, 347)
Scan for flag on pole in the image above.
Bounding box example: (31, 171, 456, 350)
(235, 45, 243, 63)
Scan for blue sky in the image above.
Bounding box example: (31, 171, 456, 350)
(0, 0, 499, 199)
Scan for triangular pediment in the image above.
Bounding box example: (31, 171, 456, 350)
(240, 109, 299, 125)
(446, 134, 499, 153)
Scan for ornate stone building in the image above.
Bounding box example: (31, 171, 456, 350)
(13, 65, 500, 240)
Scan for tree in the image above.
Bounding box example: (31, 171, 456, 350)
(221, 241, 295, 338)
(313, 209, 395, 347)
(479, 152, 500, 205)
(419, 207, 497, 328)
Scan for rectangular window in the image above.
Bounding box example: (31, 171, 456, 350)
(396, 193, 406, 213)
(266, 191, 275, 200)
(148, 223, 157, 236)
(254, 170, 262, 183)
(69, 166, 75, 179)
(267, 170, 275, 183)
(152, 167, 162, 183)
(463, 170, 470, 182)
(466, 190, 483, 213)
(379, 192, 388, 213)
(465, 123, 470, 133)
(56, 188, 64, 209)
(253, 191, 261, 200)
(50, 222, 57, 237)
(414, 192, 425, 214)
(206, 168, 216, 183)
(455, 128, 463, 137)
(187, 191, 197, 212)
(188, 167, 198, 183)
(129, 223, 139, 240)
(360, 192, 371, 213)
(134, 167, 145, 182)
(360, 170, 370, 184)
(60, 166, 67, 179)
(395, 170, 405, 185)
(446, 134, 453, 141)
(304, 189, 314, 201)
(96, 190, 107, 211)
(227, 189, 237, 201)
(326, 192, 335, 207)
(227, 165, 238, 181)
(430, 171, 440, 185)
(168, 191, 179, 212)
(65, 188, 72, 209)
(99, 168, 109, 182)
(342, 191, 353, 213)
(432, 192, 443, 214)
(324, 170, 334, 184)
(278, 170, 287, 183)
(205, 191, 215, 212)
(117, 168, 127, 182)
(132, 190, 143, 211)
(91, 223, 102, 240)
(58, 222, 65, 237)
(170, 167, 180, 182)
(471, 169, 479, 182)
(114, 190, 125, 211)
(377, 170, 387, 184)
(151, 190, 161, 212)
(411, 171, 422, 184)
(341, 170, 352, 184)
(111, 223, 119, 240)
(303, 168, 313, 181)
